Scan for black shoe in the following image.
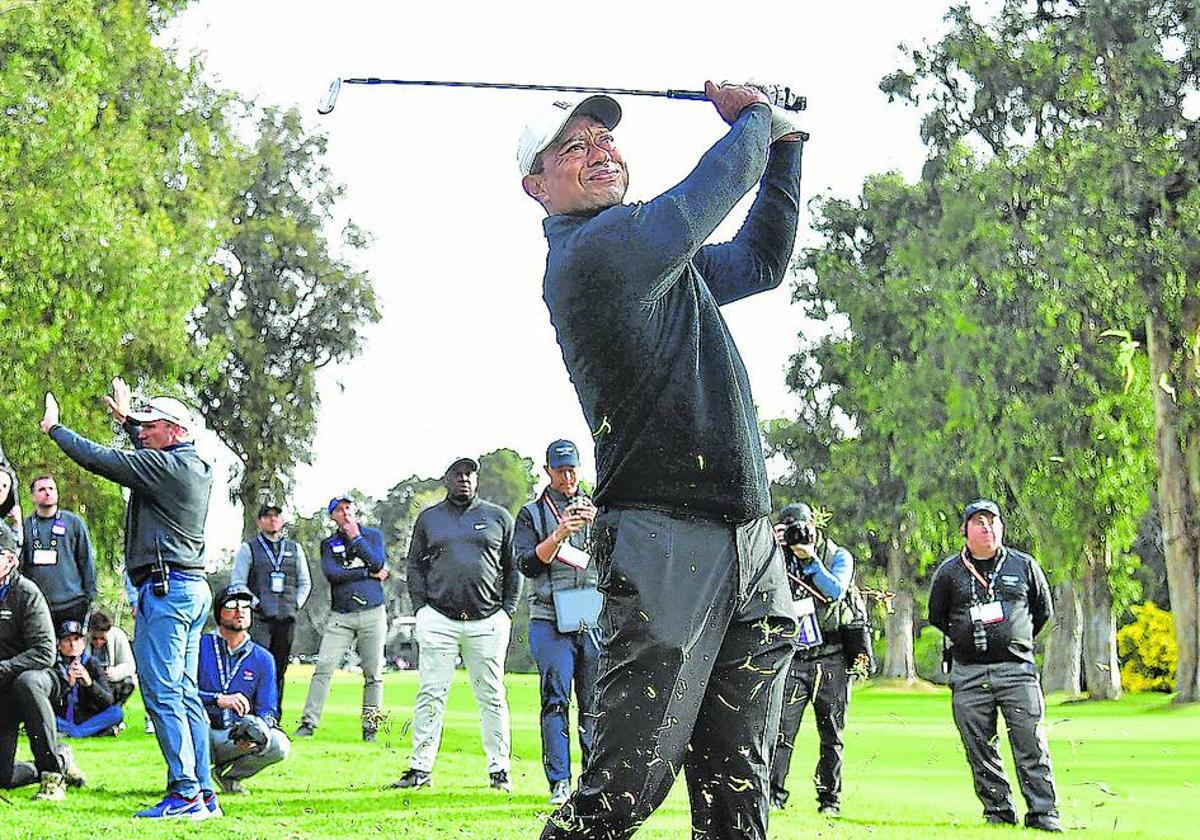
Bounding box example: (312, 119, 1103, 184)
(986, 813, 1018, 826)
(391, 769, 432, 789)
(818, 804, 841, 818)
(769, 792, 786, 810)
(293, 723, 315, 738)
(1026, 815, 1064, 833)
(362, 730, 377, 743)
(489, 770, 512, 792)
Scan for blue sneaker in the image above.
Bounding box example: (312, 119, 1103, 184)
(133, 792, 208, 819)
(204, 791, 223, 818)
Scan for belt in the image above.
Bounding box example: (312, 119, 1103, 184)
(130, 566, 205, 587)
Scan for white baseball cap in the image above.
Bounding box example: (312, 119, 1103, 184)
(128, 396, 194, 430)
(516, 95, 622, 177)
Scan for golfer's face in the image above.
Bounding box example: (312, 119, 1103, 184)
(540, 116, 627, 214)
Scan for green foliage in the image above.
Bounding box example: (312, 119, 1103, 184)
(477, 448, 537, 516)
(1118, 601, 1177, 693)
(0, 0, 238, 599)
(189, 106, 379, 537)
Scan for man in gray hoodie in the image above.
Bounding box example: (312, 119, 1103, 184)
(41, 380, 217, 820)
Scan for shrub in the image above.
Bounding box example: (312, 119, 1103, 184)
(1117, 601, 1176, 693)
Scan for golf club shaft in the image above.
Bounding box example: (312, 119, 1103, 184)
(318, 77, 807, 115)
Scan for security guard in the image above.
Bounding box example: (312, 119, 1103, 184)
(928, 499, 1061, 833)
(768, 502, 858, 816)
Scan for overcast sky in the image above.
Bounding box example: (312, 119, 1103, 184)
(169, 0, 959, 554)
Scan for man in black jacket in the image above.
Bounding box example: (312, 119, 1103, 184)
(928, 499, 1061, 833)
(52, 619, 122, 738)
(0, 526, 80, 800)
(394, 457, 519, 792)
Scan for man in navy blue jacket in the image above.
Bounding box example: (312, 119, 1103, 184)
(519, 82, 805, 840)
(295, 496, 388, 741)
(199, 585, 289, 795)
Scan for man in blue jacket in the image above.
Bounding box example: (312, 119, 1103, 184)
(199, 584, 290, 795)
(295, 496, 388, 742)
(41, 380, 217, 820)
(519, 82, 805, 839)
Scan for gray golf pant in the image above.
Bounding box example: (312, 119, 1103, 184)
(300, 605, 386, 729)
(541, 508, 797, 840)
(410, 607, 512, 774)
(770, 651, 850, 808)
(950, 659, 1059, 823)
(211, 726, 290, 781)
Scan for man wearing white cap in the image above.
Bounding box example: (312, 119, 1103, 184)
(519, 83, 805, 839)
(40, 378, 218, 820)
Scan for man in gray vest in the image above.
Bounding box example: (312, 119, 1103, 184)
(928, 499, 1061, 833)
(19, 474, 97, 629)
(768, 502, 859, 817)
(231, 502, 311, 721)
(515, 439, 600, 806)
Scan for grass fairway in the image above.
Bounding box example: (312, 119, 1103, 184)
(1, 667, 1196, 838)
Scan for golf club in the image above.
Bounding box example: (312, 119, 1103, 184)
(317, 77, 807, 122)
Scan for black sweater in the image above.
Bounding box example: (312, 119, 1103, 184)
(541, 105, 804, 523)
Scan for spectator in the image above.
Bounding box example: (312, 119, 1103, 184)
(52, 619, 123, 738)
(19, 474, 96, 628)
(88, 610, 137, 706)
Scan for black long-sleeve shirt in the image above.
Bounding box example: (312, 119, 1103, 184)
(928, 546, 1053, 666)
(407, 496, 519, 620)
(541, 104, 804, 522)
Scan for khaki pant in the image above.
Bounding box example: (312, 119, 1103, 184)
(300, 605, 386, 729)
(410, 606, 512, 773)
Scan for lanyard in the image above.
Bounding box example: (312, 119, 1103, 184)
(961, 549, 1005, 603)
(31, 517, 63, 551)
(787, 571, 829, 605)
(212, 634, 253, 694)
(257, 535, 285, 573)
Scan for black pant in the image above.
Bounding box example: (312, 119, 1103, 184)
(541, 509, 796, 840)
(251, 614, 295, 720)
(49, 598, 89, 631)
(769, 652, 850, 808)
(0, 669, 64, 788)
(111, 678, 136, 706)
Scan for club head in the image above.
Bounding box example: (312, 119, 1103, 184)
(317, 78, 343, 115)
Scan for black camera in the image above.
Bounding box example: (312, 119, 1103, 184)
(783, 522, 815, 547)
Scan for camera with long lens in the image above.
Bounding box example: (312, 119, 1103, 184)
(783, 522, 815, 547)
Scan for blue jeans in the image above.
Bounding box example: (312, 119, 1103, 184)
(529, 618, 600, 786)
(133, 573, 212, 798)
(56, 704, 123, 738)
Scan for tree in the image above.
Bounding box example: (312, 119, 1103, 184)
(189, 106, 379, 538)
(881, 0, 1200, 701)
(0, 0, 237, 604)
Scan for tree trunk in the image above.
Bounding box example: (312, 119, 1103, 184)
(1042, 579, 1082, 695)
(1080, 540, 1121, 700)
(1147, 314, 1200, 702)
(882, 538, 916, 681)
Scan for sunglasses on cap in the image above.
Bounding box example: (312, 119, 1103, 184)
(221, 599, 254, 611)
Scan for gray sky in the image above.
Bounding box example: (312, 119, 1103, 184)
(170, 0, 955, 553)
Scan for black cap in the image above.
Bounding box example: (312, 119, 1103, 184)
(212, 583, 259, 619)
(57, 619, 86, 639)
(962, 498, 1002, 526)
(445, 456, 480, 475)
(257, 502, 283, 518)
(779, 502, 813, 524)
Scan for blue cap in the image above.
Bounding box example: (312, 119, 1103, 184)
(546, 439, 580, 469)
(962, 498, 1002, 525)
(327, 495, 353, 515)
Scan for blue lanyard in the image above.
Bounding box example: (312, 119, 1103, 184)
(257, 535, 284, 573)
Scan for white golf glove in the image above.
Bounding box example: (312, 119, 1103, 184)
(725, 80, 807, 143)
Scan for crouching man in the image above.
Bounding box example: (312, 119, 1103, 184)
(53, 619, 123, 738)
(199, 584, 290, 795)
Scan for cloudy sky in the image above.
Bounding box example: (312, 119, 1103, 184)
(168, 0, 960, 552)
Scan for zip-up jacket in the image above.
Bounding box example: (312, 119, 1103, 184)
(541, 105, 804, 523)
(19, 509, 96, 611)
(321, 526, 386, 614)
(515, 488, 598, 623)
(49, 421, 212, 581)
(408, 496, 519, 620)
(0, 570, 55, 687)
(197, 631, 278, 728)
(928, 545, 1053, 666)
(52, 648, 114, 724)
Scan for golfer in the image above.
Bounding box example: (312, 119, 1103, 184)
(519, 81, 805, 839)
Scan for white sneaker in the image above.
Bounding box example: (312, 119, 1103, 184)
(549, 779, 571, 806)
(144, 717, 156, 735)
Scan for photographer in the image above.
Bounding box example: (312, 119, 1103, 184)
(514, 439, 600, 806)
(928, 499, 1061, 832)
(52, 619, 122, 738)
(768, 502, 863, 817)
